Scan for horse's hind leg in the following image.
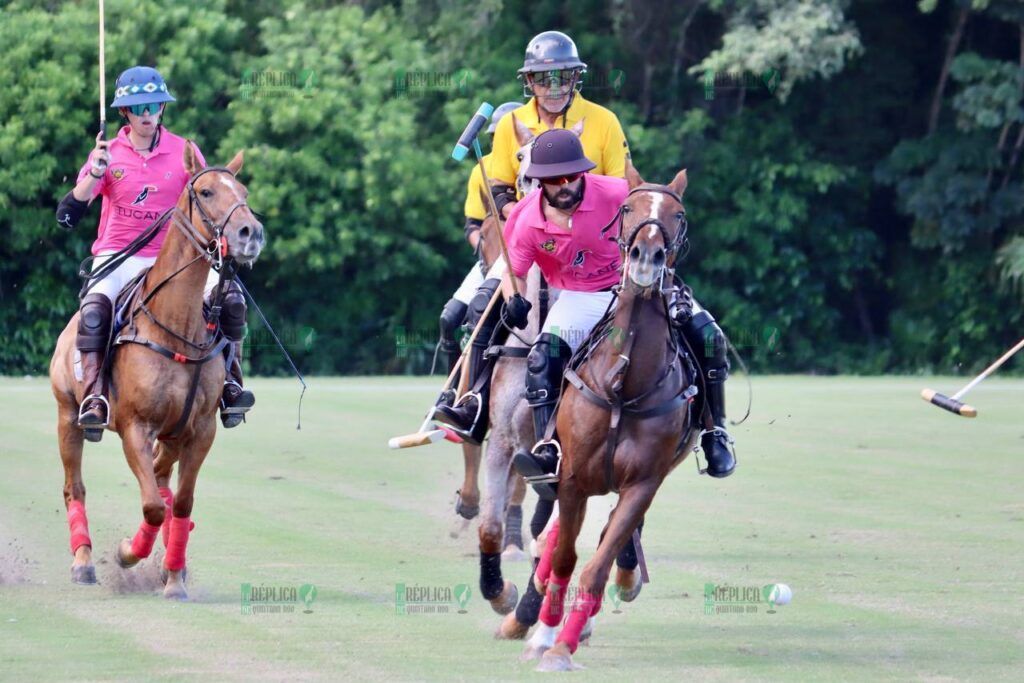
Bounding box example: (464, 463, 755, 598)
(455, 442, 481, 520)
(501, 475, 526, 561)
(478, 436, 517, 615)
(58, 406, 95, 585)
(612, 518, 645, 603)
(115, 423, 165, 570)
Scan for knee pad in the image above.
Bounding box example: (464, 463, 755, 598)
(525, 333, 571, 407)
(220, 284, 247, 342)
(467, 278, 500, 327)
(439, 298, 468, 347)
(76, 294, 113, 352)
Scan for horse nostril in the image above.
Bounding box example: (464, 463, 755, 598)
(239, 225, 251, 240)
(653, 249, 666, 267)
(630, 246, 641, 262)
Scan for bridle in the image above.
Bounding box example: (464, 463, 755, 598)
(602, 184, 689, 270)
(179, 165, 251, 269)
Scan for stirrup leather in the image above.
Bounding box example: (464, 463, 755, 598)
(521, 439, 562, 485)
(77, 394, 110, 427)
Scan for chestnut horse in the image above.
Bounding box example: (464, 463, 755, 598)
(49, 144, 263, 599)
(521, 168, 701, 671)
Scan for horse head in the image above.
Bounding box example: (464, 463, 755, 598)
(616, 161, 688, 296)
(182, 144, 264, 266)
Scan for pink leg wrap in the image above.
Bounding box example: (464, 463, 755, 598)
(130, 521, 161, 559)
(538, 572, 571, 627)
(163, 516, 191, 571)
(556, 590, 602, 654)
(535, 518, 561, 588)
(67, 500, 91, 554)
(158, 487, 174, 548)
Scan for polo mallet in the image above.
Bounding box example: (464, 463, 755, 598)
(388, 287, 503, 449)
(921, 336, 1024, 418)
(451, 102, 519, 299)
(98, 0, 107, 141)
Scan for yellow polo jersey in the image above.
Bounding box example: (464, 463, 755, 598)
(463, 153, 493, 221)
(489, 94, 630, 192)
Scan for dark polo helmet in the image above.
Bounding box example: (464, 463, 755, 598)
(525, 129, 595, 179)
(517, 31, 587, 75)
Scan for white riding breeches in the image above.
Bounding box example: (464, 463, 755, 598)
(540, 288, 616, 354)
(84, 252, 221, 303)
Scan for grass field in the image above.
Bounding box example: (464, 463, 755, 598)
(1, 375, 1022, 681)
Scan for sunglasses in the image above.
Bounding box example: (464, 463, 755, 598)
(540, 172, 583, 186)
(124, 102, 163, 116)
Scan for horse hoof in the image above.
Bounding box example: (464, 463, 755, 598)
(536, 643, 581, 672)
(489, 580, 518, 616)
(454, 493, 479, 521)
(520, 644, 550, 662)
(501, 545, 527, 562)
(70, 564, 96, 585)
(163, 570, 188, 600)
(160, 566, 188, 585)
(521, 623, 557, 661)
(495, 612, 530, 640)
(115, 539, 140, 568)
(615, 567, 643, 603)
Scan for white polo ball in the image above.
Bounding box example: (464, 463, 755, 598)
(769, 583, 792, 606)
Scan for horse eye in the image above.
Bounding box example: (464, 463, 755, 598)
(622, 206, 631, 214)
(200, 189, 213, 198)
(516, 153, 524, 161)
(676, 211, 684, 219)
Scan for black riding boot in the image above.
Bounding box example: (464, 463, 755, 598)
(512, 333, 573, 500)
(218, 282, 254, 428)
(433, 279, 501, 444)
(680, 307, 736, 478)
(434, 298, 468, 409)
(76, 294, 113, 442)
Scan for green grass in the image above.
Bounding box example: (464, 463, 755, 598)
(1, 375, 1022, 681)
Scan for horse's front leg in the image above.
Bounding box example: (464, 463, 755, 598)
(162, 420, 215, 601)
(57, 402, 95, 584)
(539, 481, 658, 672)
(521, 490, 585, 662)
(455, 442, 481, 519)
(115, 422, 165, 569)
(153, 441, 176, 549)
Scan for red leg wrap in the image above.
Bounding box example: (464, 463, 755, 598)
(538, 572, 571, 627)
(534, 518, 560, 588)
(130, 521, 161, 559)
(556, 590, 602, 654)
(163, 516, 191, 571)
(67, 500, 91, 554)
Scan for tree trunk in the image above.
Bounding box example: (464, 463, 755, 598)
(927, 6, 969, 135)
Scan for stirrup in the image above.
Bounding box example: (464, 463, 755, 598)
(220, 380, 254, 415)
(433, 390, 483, 438)
(693, 426, 736, 474)
(521, 439, 562, 485)
(77, 394, 110, 428)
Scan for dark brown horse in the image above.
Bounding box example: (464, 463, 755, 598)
(49, 144, 263, 599)
(520, 168, 701, 670)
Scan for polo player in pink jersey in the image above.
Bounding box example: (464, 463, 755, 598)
(436, 129, 736, 499)
(55, 66, 254, 440)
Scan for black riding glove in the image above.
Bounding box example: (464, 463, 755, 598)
(504, 293, 532, 329)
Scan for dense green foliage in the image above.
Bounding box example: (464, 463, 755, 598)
(2, 0, 1023, 375)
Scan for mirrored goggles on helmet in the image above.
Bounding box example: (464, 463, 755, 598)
(528, 69, 579, 89)
(124, 102, 163, 116)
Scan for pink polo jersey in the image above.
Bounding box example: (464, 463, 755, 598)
(77, 125, 206, 257)
(503, 173, 628, 292)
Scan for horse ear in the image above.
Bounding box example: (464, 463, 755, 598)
(625, 157, 644, 190)
(512, 113, 533, 147)
(570, 117, 584, 137)
(183, 141, 204, 175)
(226, 150, 244, 175)
(669, 168, 688, 197)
